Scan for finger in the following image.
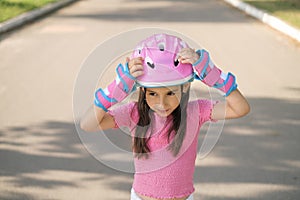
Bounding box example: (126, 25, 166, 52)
(129, 59, 142, 70)
(180, 58, 195, 64)
(176, 49, 186, 60)
(130, 66, 144, 77)
(134, 57, 144, 61)
(178, 49, 192, 58)
(131, 70, 144, 78)
(176, 50, 184, 60)
(130, 57, 144, 66)
(178, 54, 193, 63)
(134, 58, 144, 65)
(180, 59, 190, 64)
(182, 48, 194, 56)
(130, 64, 143, 74)
(132, 64, 143, 71)
(179, 48, 193, 55)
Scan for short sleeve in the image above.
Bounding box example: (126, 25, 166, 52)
(108, 102, 139, 130)
(197, 99, 218, 124)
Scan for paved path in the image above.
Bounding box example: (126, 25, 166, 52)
(0, 0, 299, 199)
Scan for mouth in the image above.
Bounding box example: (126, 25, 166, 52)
(155, 109, 170, 115)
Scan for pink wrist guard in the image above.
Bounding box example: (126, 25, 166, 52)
(193, 49, 237, 96)
(94, 63, 136, 112)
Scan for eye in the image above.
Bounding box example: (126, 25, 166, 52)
(174, 59, 179, 67)
(167, 91, 176, 96)
(145, 56, 155, 69)
(148, 92, 157, 96)
(147, 62, 155, 69)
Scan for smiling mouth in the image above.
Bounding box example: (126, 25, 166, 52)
(156, 109, 169, 113)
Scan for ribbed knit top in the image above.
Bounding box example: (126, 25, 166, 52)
(109, 99, 215, 199)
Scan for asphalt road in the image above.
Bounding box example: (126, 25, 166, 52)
(0, 0, 299, 199)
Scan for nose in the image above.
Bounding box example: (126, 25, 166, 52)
(157, 96, 168, 108)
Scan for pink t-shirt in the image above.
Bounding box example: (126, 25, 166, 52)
(109, 99, 216, 199)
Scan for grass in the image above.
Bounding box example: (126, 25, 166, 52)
(0, 0, 59, 23)
(242, 0, 300, 29)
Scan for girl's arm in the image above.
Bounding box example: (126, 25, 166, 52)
(80, 57, 144, 132)
(178, 48, 250, 120)
(211, 89, 250, 120)
(80, 105, 116, 132)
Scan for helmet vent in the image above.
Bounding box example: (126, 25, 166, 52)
(158, 43, 165, 51)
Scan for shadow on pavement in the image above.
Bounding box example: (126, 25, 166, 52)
(56, 0, 252, 23)
(195, 97, 300, 199)
(0, 96, 299, 199)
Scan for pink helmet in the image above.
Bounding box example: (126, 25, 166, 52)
(131, 33, 194, 87)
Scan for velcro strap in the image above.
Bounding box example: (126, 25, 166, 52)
(110, 84, 129, 102)
(213, 72, 237, 96)
(202, 67, 221, 87)
(193, 49, 210, 80)
(94, 85, 128, 111)
(224, 73, 237, 96)
(94, 63, 136, 111)
(94, 88, 117, 111)
(116, 63, 135, 93)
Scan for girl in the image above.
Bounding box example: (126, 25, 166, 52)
(80, 34, 250, 200)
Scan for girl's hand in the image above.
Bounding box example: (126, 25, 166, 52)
(177, 48, 200, 65)
(127, 57, 144, 78)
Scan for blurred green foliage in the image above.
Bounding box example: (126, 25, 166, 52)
(244, 0, 300, 29)
(0, 0, 58, 22)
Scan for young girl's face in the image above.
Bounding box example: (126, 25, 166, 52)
(145, 85, 182, 117)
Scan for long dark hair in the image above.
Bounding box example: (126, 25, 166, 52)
(133, 85, 190, 159)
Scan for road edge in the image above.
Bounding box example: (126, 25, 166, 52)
(222, 0, 300, 43)
(0, 0, 79, 34)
